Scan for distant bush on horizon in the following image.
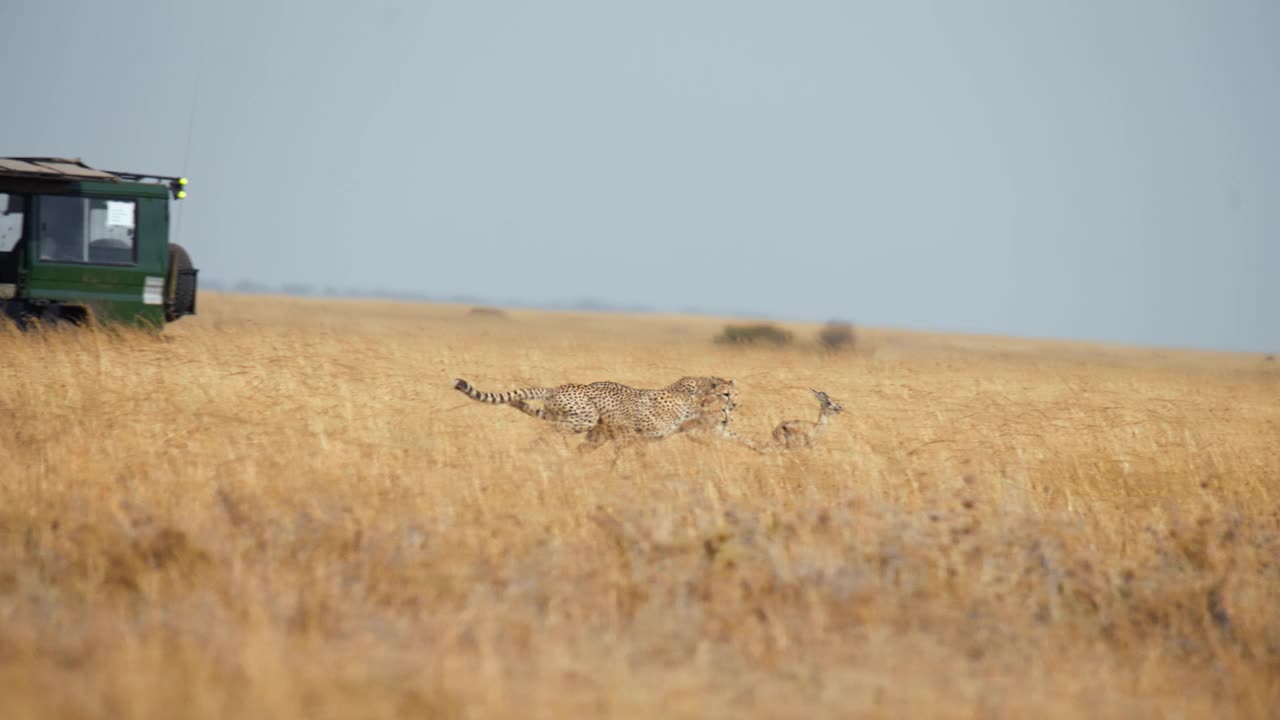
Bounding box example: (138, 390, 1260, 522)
(714, 322, 794, 346)
(818, 320, 857, 352)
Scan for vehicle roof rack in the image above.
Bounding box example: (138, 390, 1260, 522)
(0, 157, 188, 199)
(0, 157, 121, 182)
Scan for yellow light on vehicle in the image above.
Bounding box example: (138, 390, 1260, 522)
(176, 190, 187, 199)
(178, 177, 188, 186)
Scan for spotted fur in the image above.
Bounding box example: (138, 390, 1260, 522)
(580, 378, 740, 450)
(452, 376, 738, 443)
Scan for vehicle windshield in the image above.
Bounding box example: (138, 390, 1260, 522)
(37, 195, 136, 265)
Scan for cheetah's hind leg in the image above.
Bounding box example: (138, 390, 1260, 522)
(607, 432, 664, 472)
(577, 423, 612, 454)
(505, 399, 581, 453)
(575, 424, 648, 471)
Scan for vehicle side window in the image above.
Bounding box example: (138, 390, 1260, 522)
(38, 195, 87, 262)
(0, 193, 23, 252)
(37, 196, 136, 266)
(88, 198, 136, 265)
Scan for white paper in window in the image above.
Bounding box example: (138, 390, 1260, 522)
(106, 201, 135, 228)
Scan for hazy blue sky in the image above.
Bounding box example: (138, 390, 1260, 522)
(3, 1, 1277, 352)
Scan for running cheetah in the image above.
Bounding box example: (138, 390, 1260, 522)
(579, 378, 741, 450)
(771, 389, 843, 449)
(451, 376, 737, 443)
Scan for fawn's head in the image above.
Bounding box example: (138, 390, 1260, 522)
(809, 389, 843, 414)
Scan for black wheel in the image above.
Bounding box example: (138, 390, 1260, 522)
(12, 305, 79, 331)
(2, 305, 38, 332)
(47, 305, 89, 327)
(165, 243, 197, 321)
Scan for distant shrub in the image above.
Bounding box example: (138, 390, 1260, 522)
(818, 321, 857, 352)
(715, 323, 793, 346)
(1266, 354, 1276, 363)
(468, 306, 508, 318)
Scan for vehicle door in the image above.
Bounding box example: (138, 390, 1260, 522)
(25, 193, 157, 322)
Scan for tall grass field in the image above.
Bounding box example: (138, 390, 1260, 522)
(1, 293, 1277, 718)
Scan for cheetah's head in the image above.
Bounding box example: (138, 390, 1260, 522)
(711, 379, 739, 411)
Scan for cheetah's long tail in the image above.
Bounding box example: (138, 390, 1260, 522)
(452, 378, 551, 405)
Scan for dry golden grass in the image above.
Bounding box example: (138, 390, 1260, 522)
(1, 292, 1278, 719)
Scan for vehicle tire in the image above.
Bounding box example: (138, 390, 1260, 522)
(15, 305, 75, 331)
(166, 243, 197, 322)
(2, 303, 36, 331)
(49, 305, 89, 327)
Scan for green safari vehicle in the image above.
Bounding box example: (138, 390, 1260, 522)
(0, 157, 197, 329)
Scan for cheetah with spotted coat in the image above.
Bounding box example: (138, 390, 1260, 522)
(451, 376, 739, 448)
(578, 377, 741, 450)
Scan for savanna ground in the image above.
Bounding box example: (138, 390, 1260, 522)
(1, 293, 1278, 719)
